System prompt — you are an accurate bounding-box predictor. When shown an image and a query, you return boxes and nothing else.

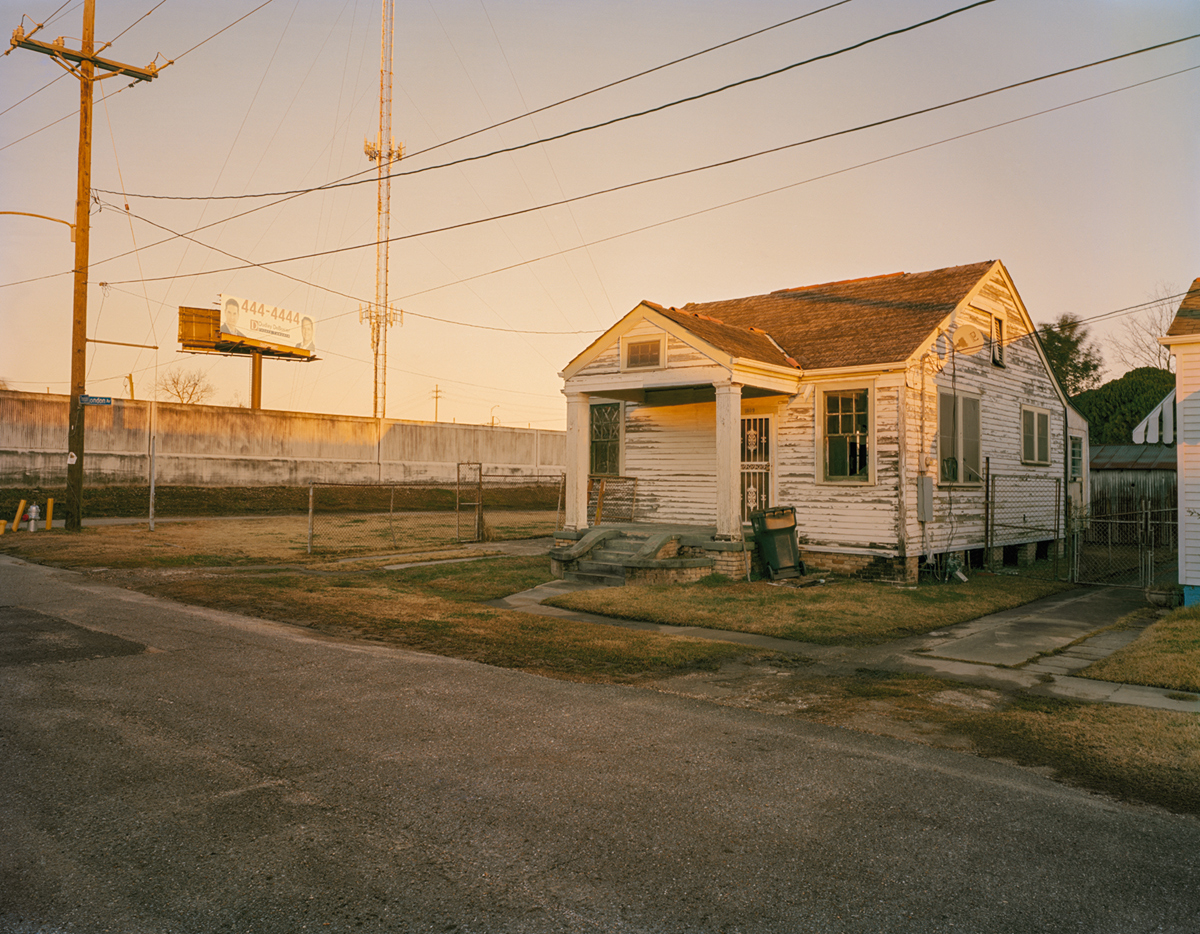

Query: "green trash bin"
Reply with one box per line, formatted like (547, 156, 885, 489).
(749, 506, 804, 580)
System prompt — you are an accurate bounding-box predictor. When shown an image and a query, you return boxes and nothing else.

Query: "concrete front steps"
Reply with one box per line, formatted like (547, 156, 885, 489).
(550, 525, 753, 586)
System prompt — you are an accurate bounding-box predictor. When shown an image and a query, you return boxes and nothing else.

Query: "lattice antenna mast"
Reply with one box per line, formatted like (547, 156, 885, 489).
(360, 0, 403, 419)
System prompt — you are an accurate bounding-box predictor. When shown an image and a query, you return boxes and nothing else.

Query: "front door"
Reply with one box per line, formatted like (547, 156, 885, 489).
(741, 417, 771, 522)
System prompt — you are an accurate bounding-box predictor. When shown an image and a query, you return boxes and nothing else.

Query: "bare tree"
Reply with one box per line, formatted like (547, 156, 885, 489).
(1112, 284, 1177, 372)
(157, 367, 215, 404)
(0, 378, 9, 390)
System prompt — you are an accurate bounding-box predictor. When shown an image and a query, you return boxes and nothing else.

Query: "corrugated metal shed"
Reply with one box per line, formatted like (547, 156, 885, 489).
(1090, 444, 1177, 471)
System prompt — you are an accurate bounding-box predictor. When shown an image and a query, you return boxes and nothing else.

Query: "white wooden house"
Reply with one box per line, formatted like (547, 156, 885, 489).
(1159, 276, 1200, 605)
(555, 260, 1088, 584)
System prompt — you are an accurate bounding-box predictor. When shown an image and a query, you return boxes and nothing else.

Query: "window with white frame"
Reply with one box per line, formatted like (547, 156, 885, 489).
(1022, 406, 1051, 465)
(1070, 435, 1084, 480)
(822, 388, 870, 482)
(938, 391, 982, 483)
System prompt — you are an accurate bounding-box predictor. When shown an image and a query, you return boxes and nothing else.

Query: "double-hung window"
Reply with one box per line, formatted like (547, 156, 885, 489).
(938, 391, 982, 484)
(823, 388, 870, 482)
(1022, 407, 1051, 465)
(1069, 435, 1084, 480)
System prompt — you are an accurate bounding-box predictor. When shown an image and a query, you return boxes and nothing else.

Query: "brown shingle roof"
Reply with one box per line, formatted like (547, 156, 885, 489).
(1165, 277, 1200, 337)
(654, 261, 996, 370)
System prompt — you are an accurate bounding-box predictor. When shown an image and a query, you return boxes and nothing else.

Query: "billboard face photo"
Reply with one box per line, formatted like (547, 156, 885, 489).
(219, 294, 316, 354)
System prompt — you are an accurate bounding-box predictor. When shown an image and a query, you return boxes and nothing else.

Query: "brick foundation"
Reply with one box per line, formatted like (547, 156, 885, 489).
(800, 550, 918, 584)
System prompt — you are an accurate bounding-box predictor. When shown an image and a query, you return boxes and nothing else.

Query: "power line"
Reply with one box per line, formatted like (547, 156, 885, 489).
(100, 0, 994, 204)
(0, 1, 277, 153)
(87, 35, 1200, 291)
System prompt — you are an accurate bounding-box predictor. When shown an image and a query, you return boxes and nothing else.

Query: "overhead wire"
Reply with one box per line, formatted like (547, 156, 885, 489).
(97, 0, 994, 203)
(0, 0, 277, 152)
(8, 53, 1198, 345)
(81, 38, 1200, 296)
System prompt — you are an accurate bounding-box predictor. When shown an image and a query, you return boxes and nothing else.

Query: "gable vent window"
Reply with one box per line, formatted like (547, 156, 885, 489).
(625, 339, 661, 368)
(991, 317, 1005, 366)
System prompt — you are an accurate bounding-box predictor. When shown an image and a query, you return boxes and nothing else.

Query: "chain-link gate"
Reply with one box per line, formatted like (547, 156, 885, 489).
(457, 463, 483, 542)
(1072, 504, 1177, 589)
(986, 474, 1064, 580)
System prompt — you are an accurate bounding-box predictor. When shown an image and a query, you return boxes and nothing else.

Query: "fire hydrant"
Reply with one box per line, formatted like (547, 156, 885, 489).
(26, 503, 40, 532)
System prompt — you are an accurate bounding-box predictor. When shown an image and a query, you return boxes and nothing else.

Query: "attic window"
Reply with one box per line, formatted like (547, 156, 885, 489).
(625, 339, 661, 369)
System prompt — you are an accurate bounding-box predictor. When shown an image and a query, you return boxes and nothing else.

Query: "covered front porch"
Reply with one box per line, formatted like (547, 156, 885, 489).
(561, 375, 798, 541)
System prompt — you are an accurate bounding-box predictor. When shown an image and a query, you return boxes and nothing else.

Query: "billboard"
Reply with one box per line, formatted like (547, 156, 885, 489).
(219, 294, 316, 354)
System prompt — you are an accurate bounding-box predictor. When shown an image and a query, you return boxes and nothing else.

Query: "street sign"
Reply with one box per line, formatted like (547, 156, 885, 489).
(79, 395, 112, 406)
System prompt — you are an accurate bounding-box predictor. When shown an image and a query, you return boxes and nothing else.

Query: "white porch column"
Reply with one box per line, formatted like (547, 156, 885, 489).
(715, 381, 743, 540)
(564, 391, 591, 531)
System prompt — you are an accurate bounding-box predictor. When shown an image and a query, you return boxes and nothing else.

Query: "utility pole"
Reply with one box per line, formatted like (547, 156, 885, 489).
(359, 0, 403, 420)
(9, 2, 158, 530)
(432, 384, 441, 422)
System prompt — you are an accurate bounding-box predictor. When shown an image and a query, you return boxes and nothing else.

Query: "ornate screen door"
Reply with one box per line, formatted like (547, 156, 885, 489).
(740, 417, 771, 523)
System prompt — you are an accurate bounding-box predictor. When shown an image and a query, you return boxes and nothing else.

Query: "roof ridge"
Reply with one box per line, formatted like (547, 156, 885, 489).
(773, 271, 906, 294)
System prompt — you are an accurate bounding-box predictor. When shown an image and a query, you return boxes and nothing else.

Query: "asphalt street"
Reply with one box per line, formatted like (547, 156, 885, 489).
(1, 554, 1198, 933)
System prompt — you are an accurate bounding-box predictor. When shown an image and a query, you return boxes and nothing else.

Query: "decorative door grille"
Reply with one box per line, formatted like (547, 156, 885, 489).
(741, 417, 771, 522)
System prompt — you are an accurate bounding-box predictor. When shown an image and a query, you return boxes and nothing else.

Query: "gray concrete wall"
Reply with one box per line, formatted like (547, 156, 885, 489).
(0, 391, 565, 486)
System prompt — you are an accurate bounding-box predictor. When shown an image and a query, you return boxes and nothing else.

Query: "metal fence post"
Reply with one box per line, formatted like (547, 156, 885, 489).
(307, 484, 314, 554)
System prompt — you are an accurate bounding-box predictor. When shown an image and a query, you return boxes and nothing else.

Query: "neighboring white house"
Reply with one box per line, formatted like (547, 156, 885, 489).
(1159, 276, 1200, 605)
(557, 260, 1087, 584)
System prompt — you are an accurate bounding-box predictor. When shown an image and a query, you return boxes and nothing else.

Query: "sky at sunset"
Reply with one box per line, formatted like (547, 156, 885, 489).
(1, 0, 1197, 429)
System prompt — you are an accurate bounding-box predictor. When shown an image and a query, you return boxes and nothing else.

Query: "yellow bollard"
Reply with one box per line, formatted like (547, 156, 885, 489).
(45, 498, 55, 530)
(12, 499, 26, 533)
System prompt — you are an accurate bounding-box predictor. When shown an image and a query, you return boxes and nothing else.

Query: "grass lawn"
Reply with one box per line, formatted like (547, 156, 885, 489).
(956, 695, 1200, 814)
(543, 572, 1075, 645)
(127, 555, 750, 681)
(1081, 606, 1200, 694)
(5, 523, 1198, 814)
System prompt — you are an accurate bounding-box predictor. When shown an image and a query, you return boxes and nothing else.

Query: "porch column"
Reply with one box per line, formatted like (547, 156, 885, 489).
(564, 391, 590, 531)
(715, 380, 743, 540)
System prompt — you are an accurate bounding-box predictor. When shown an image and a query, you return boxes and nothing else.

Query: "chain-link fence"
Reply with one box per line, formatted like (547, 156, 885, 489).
(306, 466, 564, 554)
(987, 474, 1065, 580)
(587, 476, 637, 524)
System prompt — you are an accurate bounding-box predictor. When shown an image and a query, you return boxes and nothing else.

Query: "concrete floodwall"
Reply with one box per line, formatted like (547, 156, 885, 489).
(0, 391, 565, 486)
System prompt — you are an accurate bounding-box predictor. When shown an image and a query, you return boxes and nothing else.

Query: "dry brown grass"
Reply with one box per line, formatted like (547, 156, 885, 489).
(1082, 606, 1200, 694)
(0, 519, 505, 569)
(958, 695, 1200, 813)
(545, 573, 1074, 645)
(130, 557, 749, 681)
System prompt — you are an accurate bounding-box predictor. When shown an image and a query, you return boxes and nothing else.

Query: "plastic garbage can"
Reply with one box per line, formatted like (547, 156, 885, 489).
(749, 506, 804, 580)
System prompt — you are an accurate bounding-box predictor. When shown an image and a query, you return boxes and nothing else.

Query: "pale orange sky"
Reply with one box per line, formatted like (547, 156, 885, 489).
(1, 0, 1197, 428)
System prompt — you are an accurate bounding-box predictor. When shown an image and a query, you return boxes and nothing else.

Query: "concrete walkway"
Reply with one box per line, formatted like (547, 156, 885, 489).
(495, 576, 1199, 713)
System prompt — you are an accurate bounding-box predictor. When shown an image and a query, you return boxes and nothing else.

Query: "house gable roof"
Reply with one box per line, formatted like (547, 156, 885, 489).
(1165, 277, 1200, 338)
(655, 261, 997, 370)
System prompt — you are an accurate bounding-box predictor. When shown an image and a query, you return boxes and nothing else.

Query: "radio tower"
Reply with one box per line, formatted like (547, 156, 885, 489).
(360, 0, 403, 419)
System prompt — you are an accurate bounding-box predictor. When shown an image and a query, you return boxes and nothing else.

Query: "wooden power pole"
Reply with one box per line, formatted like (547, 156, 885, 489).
(10, 1, 158, 529)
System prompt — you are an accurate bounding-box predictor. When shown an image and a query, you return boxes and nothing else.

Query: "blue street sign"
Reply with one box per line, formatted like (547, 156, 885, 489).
(79, 395, 112, 406)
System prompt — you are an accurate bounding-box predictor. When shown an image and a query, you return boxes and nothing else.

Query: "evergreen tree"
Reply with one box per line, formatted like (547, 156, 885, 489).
(1038, 314, 1103, 396)
(1071, 367, 1176, 444)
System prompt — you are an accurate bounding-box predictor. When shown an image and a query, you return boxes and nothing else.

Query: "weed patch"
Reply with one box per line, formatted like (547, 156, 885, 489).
(957, 696, 1200, 814)
(545, 575, 1073, 645)
(1082, 606, 1200, 693)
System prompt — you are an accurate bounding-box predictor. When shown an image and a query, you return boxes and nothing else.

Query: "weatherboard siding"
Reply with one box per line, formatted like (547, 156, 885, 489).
(1175, 343, 1200, 586)
(623, 402, 718, 524)
(775, 380, 903, 554)
(901, 268, 1066, 555)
